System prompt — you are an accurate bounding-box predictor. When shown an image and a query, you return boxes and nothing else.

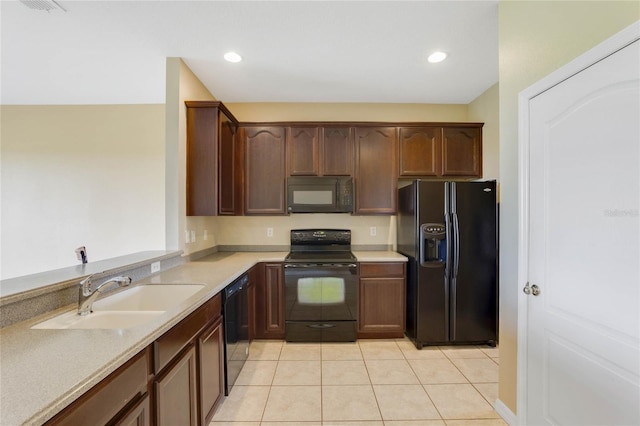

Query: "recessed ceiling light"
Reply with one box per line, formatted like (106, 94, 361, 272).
(427, 51, 447, 63)
(224, 52, 242, 63)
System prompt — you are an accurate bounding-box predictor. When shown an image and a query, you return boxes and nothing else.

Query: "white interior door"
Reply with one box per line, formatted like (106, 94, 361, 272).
(525, 38, 639, 425)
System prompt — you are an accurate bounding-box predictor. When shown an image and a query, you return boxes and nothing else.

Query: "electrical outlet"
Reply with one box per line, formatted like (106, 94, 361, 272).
(267, 227, 274, 237)
(151, 261, 161, 273)
(191, 230, 196, 242)
(370, 226, 377, 237)
(204, 230, 208, 241)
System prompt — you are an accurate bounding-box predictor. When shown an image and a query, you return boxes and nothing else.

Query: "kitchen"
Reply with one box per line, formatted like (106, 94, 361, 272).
(1, 1, 638, 425)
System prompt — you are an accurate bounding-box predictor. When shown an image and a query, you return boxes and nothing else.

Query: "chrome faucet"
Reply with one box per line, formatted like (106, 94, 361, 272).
(78, 275, 132, 316)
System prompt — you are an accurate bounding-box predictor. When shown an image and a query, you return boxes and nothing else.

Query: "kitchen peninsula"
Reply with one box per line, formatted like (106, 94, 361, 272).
(0, 249, 405, 425)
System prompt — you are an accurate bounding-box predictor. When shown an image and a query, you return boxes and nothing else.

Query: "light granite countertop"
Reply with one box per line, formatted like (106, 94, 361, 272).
(0, 250, 405, 426)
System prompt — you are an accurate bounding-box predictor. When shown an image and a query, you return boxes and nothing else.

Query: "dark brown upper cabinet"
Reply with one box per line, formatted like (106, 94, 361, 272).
(441, 126, 482, 177)
(398, 127, 441, 177)
(218, 110, 244, 216)
(398, 124, 483, 178)
(287, 126, 353, 176)
(354, 127, 398, 215)
(321, 127, 353, 176)
(185, 101, 239, 216)
(287, 127, 320, 176)
(242, 126, 287, 215)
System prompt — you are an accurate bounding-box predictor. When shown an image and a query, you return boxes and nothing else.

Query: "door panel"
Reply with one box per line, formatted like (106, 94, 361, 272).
(451, 182, 497, 343)
(527, 39, 639, 425)
(416, 182, 448, 344)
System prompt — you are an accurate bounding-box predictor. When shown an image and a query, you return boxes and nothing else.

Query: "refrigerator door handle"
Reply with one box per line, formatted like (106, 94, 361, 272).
(419, 225, 426, 266)
(444, 215, 452, 279)
(452, 212, 460, 279)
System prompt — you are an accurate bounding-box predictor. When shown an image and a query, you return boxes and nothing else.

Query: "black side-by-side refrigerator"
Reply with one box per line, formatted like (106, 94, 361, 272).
(397, 180, 498, 349)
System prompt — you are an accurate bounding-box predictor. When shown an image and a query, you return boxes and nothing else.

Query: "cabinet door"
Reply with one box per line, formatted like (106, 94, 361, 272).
(244, 127, 287, 215)
(45, 349, 150, 426)
(255, 263, 285, 339)
(321, 127, 353, 176)
(155, 345, 198, 426)
(398, 127, 441, 177)
(358, 277, 406, 337)
(441, 126, 482, 177)
(218, 111, 242, 215)
(247, 264, 260, 341)
(354, 127, 398, 214)
(198, 317, 224, 425)
(288, 127, 320, 176)
(186, 106, 218, 216)
(114, 394, 151, 426)
(358, 263, 406, 338)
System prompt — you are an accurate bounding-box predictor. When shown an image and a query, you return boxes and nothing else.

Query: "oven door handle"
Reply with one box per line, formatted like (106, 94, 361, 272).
(284, 263, 357, 268)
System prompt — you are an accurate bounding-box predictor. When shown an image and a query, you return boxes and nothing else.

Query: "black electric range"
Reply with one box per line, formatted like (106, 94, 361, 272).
(283, 229, 358, 342)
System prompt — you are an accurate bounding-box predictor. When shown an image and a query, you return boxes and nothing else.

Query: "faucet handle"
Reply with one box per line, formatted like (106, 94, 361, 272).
(79, 274, 94, 295)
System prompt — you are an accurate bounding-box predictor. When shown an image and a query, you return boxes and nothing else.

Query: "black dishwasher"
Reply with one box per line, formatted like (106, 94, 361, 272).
(222, 274, 249, 395)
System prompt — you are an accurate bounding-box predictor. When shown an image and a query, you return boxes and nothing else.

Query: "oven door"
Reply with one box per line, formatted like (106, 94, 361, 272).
(284, 263, 358, 342)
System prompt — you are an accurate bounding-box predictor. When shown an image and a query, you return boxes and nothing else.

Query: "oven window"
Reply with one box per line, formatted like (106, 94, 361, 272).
(297, 277, 345, 304)
(293, 190, 333, 205)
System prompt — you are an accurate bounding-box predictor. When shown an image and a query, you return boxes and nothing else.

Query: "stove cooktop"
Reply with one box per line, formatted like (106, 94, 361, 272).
(286, 229, 356, 264)
(284, 251, 357, 264)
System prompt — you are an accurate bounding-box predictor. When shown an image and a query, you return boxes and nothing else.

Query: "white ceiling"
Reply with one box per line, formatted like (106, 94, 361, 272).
(1, 0, 499, 105)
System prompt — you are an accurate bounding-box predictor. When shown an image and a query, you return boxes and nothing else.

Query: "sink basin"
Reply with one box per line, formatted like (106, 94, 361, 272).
(32, 310, 165, 330)
(31, 284, 205, 330)
(92, 284, 205, 311)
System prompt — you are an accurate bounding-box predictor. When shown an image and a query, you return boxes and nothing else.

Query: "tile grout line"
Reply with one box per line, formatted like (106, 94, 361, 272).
(438, 348, 501, 419)
(320, 342, 324, 424)
(360, 340, 385, 423)
(402, 341, 447, 422)
(261, 340, 282, 424)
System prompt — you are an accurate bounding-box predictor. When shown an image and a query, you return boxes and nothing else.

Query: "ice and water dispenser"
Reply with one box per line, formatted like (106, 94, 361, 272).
(420, 223, 448, 267)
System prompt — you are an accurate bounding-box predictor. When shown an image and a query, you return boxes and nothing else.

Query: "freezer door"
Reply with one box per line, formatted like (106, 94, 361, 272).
(414, 181, 449, 344)
(450, 181, 497, 343)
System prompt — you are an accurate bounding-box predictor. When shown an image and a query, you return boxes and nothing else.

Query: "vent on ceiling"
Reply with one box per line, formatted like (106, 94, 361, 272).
(19, 0, 67, 12)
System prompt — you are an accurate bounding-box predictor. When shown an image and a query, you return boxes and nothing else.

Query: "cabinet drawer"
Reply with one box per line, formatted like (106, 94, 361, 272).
(154, 294, 221, 374)
(46, 348, 150, 426)
(359, 262, 405, 278)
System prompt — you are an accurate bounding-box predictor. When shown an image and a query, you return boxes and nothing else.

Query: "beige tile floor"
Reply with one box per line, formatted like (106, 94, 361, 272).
(211, 338, 505, 426)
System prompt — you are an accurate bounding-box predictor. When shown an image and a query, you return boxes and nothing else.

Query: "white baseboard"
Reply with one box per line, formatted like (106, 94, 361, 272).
(494, 399, 518, 425)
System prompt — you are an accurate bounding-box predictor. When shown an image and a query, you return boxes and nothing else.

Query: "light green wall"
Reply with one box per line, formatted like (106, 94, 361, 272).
(166, 58, 219, 256)
(469, 83, 499, 182)
(1, 104, 166, 279)
(225, 102, 469, 122)
(498, 1, 639, 415)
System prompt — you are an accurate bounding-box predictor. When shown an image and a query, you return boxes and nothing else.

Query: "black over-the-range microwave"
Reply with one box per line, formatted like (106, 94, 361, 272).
(287, 176, 353, 213)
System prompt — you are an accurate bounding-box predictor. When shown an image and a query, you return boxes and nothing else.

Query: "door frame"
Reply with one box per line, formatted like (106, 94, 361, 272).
(516, 21, 640, 425)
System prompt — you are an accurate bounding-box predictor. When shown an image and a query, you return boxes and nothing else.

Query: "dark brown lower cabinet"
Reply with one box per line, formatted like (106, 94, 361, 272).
(254, 263, 285, 339)
(197, 316, 224, 425)
(153, 294, 223, 426)
(247, 264, 260, 341)
(45, 348, 151, 426)
(358, 262, 406, 338)
(155, 345, 198, 426)
(115, 394, 151, 426)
